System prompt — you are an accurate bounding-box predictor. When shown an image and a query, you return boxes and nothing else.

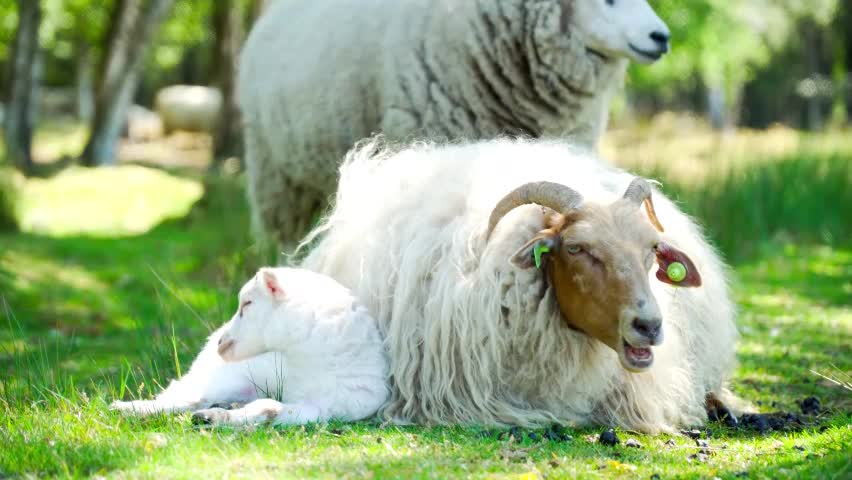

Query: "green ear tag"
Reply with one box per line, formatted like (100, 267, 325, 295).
(666, 261, 687, 282)
(533, 244, 550, 269)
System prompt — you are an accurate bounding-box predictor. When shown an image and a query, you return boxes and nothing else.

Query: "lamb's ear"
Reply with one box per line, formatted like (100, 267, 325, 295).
(654, 242, 702, 287)
(510, 230, 560, 270)
(258, 268, 287, 300)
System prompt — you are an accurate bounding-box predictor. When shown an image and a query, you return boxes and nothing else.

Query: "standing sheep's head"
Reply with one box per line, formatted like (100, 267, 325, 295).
(487, 178, 700, 372)
(217, 268, 291, 362)
(565, 0, 670, 63)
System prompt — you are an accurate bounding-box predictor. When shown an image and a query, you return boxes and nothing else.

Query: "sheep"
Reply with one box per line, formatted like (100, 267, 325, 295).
(299, 138, 740, 433)
(239, 0, 671, 246)
(123, 105, 164, 143)
(111, 267, 389, 426)
(154, 85, 221, 134)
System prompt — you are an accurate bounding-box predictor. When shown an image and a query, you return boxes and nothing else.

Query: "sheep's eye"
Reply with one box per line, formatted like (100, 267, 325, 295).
(565, 244, 583, 254)
(605, 0, 615, 6)
(239, 300, 252, 316)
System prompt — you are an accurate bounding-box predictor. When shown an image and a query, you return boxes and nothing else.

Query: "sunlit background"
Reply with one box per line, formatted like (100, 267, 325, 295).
(0, 0, 849, 477)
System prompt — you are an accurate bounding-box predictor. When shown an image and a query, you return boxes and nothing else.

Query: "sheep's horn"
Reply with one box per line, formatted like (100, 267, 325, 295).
(486, 181, 583, 239)
(623, 177, 665, 232)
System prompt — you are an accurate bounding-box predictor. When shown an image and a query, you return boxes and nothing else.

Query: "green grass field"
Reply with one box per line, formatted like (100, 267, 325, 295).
(0, 126, 850, 478)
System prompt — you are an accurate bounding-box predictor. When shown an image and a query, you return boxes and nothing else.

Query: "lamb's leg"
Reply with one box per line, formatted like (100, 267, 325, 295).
(111, 325, 258, 417)
(191, 398, 322, 427)
(110, 398, 205, 416)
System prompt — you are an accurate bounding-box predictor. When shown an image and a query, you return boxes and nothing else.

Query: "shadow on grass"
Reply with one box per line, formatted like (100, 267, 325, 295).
(0, 175, 274, 398)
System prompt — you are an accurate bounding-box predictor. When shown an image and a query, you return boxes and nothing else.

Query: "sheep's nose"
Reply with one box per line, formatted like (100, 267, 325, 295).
(632, 317, 662, 343)
(649, 31, 670, 49)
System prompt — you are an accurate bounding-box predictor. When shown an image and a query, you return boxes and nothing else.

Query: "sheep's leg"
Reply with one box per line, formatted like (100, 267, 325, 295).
(705, 392, 738, 426)
(191, 398, 322, 427)
(244, 127, 327, 253)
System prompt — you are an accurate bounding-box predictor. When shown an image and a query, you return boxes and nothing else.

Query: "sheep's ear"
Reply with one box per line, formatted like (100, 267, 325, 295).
(510, 230, 560, 270)
(259, 268, 287, 300)
(654, 242, 702, 287)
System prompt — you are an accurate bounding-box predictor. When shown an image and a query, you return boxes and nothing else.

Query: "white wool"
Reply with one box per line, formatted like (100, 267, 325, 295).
(238, 0, 669, 245)
(111, 268, 389, 426)
(300, 138, 738, 432)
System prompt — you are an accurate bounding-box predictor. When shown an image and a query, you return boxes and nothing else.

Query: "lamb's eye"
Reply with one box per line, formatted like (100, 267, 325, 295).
(565, 245, 582, 254)
(605, 0, 615, 6)
(239, 300, 252, 316)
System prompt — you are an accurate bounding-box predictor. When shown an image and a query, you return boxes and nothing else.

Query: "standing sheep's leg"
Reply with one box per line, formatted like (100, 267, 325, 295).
(191, 398, 322, 426)
(244, 127, 327, 254)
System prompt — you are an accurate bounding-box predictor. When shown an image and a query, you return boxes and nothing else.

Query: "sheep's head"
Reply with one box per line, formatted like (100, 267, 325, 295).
(487, 178, 701, 372)
(217, 268, 290, 362)
(565, 0, 670, 64)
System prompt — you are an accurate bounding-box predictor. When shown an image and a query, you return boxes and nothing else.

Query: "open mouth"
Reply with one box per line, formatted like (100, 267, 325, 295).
(628, 44, 665, 61)
(620, 338, 654, 371)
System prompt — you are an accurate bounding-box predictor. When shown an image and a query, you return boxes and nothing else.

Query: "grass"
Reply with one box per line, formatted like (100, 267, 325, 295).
(0, 124, 850, 478)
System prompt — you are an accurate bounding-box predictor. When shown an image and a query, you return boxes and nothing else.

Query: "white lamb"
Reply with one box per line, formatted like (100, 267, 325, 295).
(111, 267, 389, 426)
(300, 138, 740, 433)
(239, 0, 671, 245)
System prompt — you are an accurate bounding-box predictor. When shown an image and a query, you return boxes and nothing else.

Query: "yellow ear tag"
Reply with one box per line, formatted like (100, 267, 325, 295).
(533, 244, 550, 269)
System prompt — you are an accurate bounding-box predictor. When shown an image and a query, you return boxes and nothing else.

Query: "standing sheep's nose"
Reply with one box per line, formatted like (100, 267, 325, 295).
(632, 317, 662, 343)
(649, 31, 670, 50)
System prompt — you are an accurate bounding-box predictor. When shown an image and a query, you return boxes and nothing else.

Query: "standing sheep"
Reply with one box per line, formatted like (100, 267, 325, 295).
(239, 0, 671, 246)
(300, 139, 740, 433)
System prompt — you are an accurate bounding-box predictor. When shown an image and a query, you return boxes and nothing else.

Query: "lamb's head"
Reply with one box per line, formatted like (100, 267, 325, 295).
(217, 268, 292, 362)
(567, 0, 670, 64)
(487, 178, 701, 372)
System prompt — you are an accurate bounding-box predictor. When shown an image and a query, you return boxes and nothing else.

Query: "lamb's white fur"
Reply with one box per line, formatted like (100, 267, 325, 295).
(239, 0, 670, 245)
(111, 268, 389, 426)
(300, 139, 738, 433)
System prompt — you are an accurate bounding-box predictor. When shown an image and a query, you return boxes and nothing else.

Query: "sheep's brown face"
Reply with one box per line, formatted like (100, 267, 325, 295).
(509, 199, 700, 373)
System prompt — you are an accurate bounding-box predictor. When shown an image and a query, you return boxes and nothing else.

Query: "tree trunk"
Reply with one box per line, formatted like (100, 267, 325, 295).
(81, 0, 175, 166)
(251, 0, 269, 22)
(211, 0, 244, 171)
(706, 84, 726, 131)
(804, 23, 823, 131)
(3, 0, 42, 174)
(75, 42, 95, 122)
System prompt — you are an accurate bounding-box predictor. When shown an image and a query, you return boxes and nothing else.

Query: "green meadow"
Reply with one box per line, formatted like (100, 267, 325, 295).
(0, 125, 850, 479)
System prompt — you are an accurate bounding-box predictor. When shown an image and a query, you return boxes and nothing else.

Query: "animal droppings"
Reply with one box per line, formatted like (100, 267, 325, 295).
(599, 429, 620, 446)
(799, 396, 821, 415)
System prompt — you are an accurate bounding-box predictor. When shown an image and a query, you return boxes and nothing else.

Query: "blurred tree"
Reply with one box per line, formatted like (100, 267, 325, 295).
(3, 0, 41, 174)
(211, 0, 244, 171)
(81, 0, 174, 166)
(628, 0, 840, 129)
(251, 0, 269, 21)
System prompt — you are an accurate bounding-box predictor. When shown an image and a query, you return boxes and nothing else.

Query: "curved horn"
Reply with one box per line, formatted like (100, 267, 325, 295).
(623, 177, 665, 232)
(486, 181, 583, 239)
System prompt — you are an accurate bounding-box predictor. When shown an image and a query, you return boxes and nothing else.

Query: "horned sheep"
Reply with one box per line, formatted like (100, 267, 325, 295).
(239, 0, 671, 246)
(300, 138, 740, 433)
(111, 267, 389, 426)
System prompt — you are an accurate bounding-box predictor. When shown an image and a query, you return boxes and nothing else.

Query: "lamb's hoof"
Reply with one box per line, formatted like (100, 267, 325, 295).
(706, 393, 738, 427)
(192, 408, 230, 426)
